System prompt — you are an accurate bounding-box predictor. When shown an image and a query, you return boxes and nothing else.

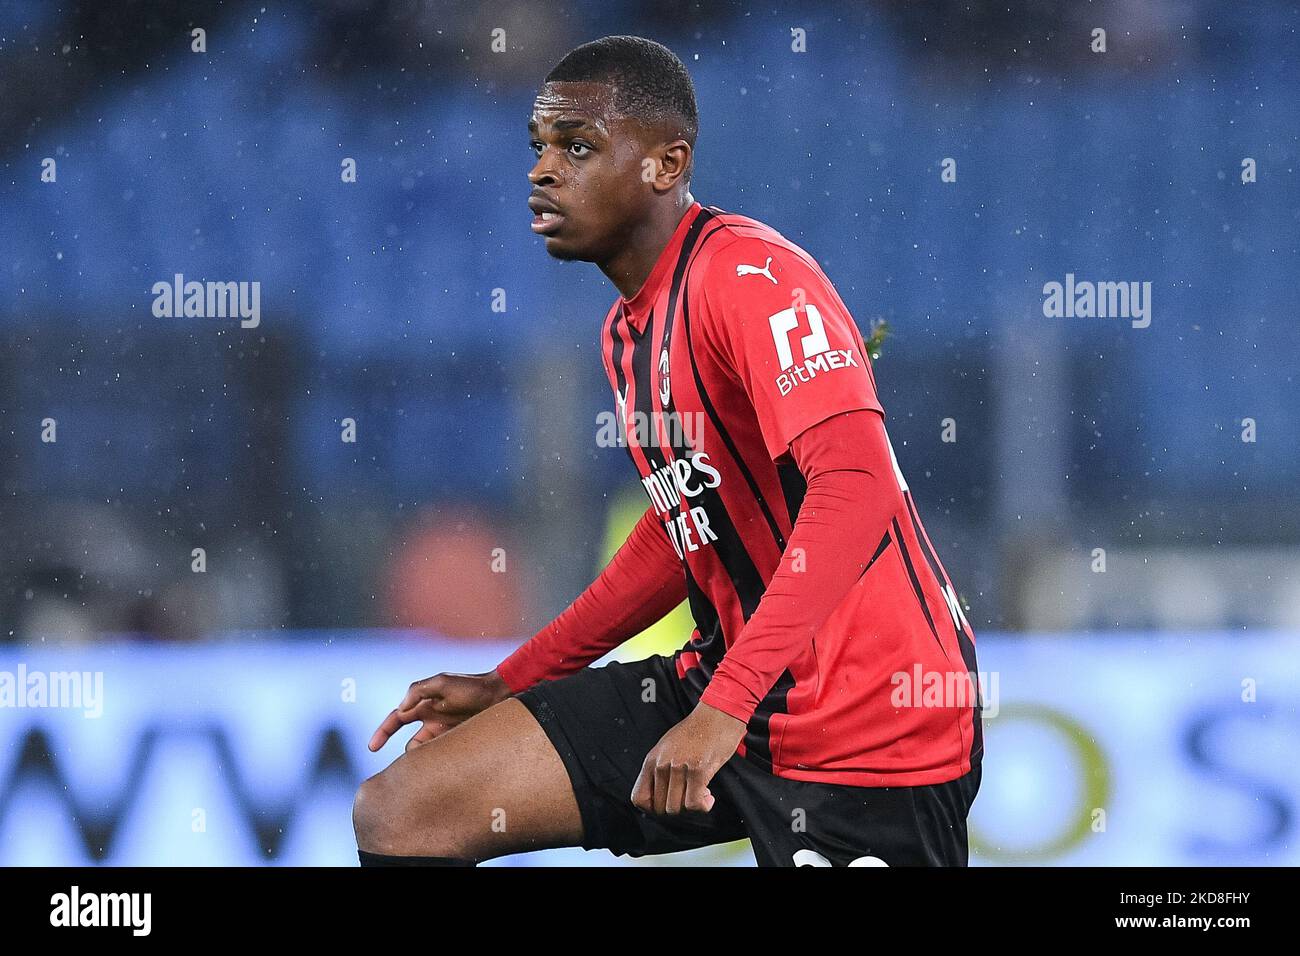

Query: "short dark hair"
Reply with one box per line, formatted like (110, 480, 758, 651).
(545, 35, 698, 151)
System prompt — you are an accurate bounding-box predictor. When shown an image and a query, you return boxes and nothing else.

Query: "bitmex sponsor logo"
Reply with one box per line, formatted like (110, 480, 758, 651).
(890, 665, 998, 717)
(1042, 273, 1152, 329)
(767, 303, 858, 396)
(0, 665, 103, 718)
(50, 886, 151, 936)
(151, 273, 261, 328)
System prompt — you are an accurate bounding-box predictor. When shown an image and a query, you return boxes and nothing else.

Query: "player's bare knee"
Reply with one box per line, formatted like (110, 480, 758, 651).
(352, 773, 396, 852)
(353, 771, 422, 853)
(353, 764, 471, 857)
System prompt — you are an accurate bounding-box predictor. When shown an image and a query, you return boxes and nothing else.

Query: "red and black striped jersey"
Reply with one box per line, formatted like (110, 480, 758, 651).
(601, 200, 982, 787)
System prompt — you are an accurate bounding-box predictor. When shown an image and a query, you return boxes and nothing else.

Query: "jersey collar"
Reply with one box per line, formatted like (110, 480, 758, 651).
(620, 200, 704, 333)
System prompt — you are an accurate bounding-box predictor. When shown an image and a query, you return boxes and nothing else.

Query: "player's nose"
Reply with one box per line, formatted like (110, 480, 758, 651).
(527, 154, 561, 188)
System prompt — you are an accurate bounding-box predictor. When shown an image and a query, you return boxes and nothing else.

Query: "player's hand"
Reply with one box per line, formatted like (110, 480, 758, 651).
(631, 702, 746, 816)
(368, 669, 513, 754)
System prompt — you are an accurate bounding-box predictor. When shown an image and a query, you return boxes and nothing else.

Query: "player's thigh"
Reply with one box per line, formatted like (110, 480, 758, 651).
(353, 697, 583, 858)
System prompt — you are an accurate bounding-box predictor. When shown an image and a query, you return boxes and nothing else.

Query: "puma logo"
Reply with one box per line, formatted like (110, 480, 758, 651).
(736, 256, 777, 284)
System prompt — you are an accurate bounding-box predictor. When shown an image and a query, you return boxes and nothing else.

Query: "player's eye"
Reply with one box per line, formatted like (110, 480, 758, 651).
(568, 141, 592, 158)
(528, 140, 543, 156)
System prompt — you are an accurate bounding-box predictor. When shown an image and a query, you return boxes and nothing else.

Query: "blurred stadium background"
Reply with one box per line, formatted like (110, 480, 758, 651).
(0, 0, 1297, 865)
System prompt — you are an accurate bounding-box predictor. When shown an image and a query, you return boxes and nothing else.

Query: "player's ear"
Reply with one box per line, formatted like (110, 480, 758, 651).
(651, 140, 692, 193)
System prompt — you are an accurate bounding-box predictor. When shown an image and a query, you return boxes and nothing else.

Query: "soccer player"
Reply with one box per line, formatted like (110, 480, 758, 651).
(354, 35, 982, 867)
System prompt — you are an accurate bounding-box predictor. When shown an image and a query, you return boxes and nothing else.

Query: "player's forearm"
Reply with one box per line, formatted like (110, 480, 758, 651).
(698, 410, 901, 724)
(496, 506, 686, 693)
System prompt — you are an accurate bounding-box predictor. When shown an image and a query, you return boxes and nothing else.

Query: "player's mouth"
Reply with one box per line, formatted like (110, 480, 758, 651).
(528, 196, 565, 235)
(531, 211, 565, 235)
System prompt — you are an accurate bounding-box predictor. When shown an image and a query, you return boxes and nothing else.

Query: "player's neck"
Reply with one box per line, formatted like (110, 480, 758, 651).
(601, 192, 696, 301)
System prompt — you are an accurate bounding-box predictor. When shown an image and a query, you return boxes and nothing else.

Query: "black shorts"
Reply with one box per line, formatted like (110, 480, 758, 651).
(515, 654, 981, 867)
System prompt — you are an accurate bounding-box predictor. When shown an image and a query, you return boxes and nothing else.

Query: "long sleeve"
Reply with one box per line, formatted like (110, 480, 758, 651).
(496, 505, 687, 693)
(697, 408, 903, 724)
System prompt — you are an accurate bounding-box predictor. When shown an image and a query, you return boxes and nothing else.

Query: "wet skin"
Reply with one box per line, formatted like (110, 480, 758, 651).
(527, 80, 696, 300)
